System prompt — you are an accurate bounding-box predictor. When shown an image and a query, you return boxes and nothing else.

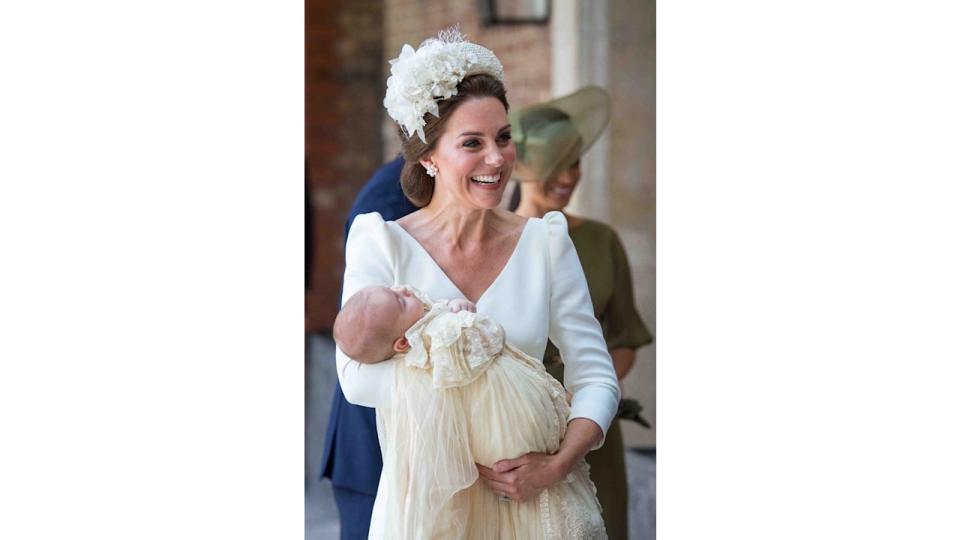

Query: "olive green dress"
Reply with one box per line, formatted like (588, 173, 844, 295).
(543, 218, 652, 540)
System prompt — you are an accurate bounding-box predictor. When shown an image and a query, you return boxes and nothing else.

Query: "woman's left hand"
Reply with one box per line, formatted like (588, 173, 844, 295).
(476, 452, 562, 502)
(477, 418, 603, 502)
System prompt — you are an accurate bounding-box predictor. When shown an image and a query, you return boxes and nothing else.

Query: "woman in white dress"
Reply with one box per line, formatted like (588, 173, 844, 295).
(336, 29, 620, 539)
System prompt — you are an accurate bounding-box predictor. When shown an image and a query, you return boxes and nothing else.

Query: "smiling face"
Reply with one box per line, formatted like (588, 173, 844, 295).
(523, 160, 582, 212)
(420, 97, 516, 210)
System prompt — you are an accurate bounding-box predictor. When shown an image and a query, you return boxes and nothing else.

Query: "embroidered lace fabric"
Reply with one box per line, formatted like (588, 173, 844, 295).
(380, 292, 607, 539)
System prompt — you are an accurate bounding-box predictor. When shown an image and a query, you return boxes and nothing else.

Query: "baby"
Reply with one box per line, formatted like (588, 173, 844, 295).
(333, 284, 607, 539)
(332, 285, 475, 364)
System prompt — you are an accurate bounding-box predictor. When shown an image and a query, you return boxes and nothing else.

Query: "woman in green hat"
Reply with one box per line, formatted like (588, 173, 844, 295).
(509, 86, 654, 540)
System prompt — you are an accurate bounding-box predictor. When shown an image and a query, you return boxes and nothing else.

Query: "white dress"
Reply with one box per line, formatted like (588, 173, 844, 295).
(336, 211, 620, 539)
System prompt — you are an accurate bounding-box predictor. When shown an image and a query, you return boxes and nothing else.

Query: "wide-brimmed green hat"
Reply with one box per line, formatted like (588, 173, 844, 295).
(509, 86, 611, 182)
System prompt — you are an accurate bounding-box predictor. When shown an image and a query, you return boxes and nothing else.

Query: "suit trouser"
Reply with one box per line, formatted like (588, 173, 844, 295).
(333, 485, 376, 540)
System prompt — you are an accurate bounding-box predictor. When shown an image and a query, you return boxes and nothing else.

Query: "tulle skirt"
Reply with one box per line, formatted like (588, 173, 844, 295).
(380, 344, 607, 539)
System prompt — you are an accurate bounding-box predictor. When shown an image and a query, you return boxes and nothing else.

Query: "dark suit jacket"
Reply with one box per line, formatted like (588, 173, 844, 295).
(320, 155, 418, 494)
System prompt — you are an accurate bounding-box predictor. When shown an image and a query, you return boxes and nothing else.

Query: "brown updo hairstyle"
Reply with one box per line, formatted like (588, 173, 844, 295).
(398, 74, 509, 207)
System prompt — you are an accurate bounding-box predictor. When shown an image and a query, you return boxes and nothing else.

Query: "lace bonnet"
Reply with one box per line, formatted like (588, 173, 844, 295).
(383, 27, 505, 143)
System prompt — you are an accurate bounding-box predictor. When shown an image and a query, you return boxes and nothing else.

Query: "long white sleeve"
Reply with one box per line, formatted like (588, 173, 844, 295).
(544, 212, 621, 444)
(335, 212, 397, 409)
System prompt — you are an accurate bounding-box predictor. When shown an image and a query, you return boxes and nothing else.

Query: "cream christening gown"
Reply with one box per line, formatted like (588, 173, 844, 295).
(335, 211, 621, 540)
(380, 290, 607, 539)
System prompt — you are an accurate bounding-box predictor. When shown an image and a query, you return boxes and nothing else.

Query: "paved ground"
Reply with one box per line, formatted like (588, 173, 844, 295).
(306, 334, 655, 539)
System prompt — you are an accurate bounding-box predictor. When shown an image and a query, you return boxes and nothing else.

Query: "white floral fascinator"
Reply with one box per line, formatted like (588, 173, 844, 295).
(384, 27, 505, 143)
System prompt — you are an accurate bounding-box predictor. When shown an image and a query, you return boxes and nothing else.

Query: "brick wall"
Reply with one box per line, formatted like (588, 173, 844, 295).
(305, 0, 384, 331)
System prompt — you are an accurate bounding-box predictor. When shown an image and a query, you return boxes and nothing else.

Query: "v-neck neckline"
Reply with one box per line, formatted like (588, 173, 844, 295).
(388, 218, 532, 305)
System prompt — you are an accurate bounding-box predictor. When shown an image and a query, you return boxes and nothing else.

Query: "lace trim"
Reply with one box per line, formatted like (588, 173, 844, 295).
(539, 488, 558, 540)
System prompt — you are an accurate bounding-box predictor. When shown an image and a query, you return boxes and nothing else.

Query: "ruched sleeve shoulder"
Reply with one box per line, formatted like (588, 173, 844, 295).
(335, 212, 398, 408)
(543, 211, 621, 444)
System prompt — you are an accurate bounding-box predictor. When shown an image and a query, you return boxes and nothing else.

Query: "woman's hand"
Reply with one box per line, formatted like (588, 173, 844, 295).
(476, 418, 604, 502)
(476, 452, 562, 502)
(447, 298, 476, 313)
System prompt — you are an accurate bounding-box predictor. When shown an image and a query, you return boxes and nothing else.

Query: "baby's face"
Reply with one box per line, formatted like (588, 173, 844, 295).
(370, 286, 425, 338)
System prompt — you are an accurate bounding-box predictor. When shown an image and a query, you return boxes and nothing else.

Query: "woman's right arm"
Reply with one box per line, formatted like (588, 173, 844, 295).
(335, 213, 397, 408)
